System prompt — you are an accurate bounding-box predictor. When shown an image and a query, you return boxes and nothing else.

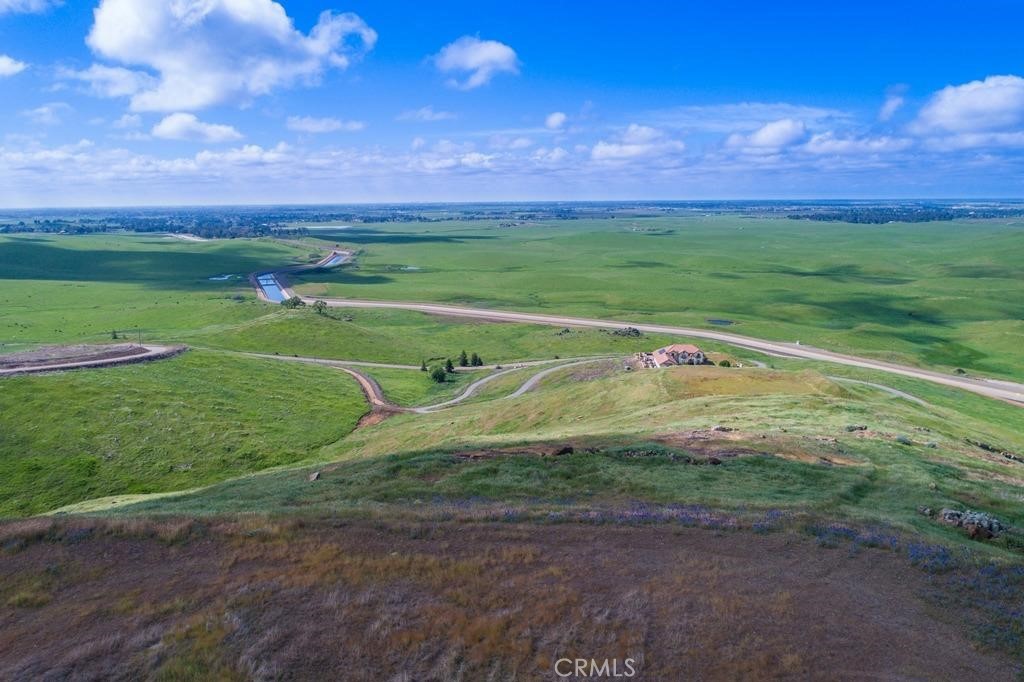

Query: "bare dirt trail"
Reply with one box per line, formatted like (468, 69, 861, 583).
(0, 345, 186, 377)
(242, 350, 615, 415)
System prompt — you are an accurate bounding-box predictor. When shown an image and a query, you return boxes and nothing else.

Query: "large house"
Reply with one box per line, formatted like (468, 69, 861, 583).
(649, 344, 706, 367)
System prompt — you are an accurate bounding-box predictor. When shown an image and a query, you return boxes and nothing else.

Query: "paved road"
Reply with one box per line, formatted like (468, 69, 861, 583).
(295, 297, 1024, 406)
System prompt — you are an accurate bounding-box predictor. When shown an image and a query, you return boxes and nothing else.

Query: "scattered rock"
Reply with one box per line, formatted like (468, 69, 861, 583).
(966, 438, 999, 453)
(308, 471, 321, 482)
(895, 435, 914, 446)
(845, 424, 868, 432)
(612, 327, 643, 338)
(928, 482, 937, 491)
(925, 441, 938, 449)
(707, 457, 722, 466)
(965, 524, 995, 540)
(917, 506, 934, 517)
(815, 436, 838, 445)
(939, 508, 1007, 539)
(712, 425, 733, 432)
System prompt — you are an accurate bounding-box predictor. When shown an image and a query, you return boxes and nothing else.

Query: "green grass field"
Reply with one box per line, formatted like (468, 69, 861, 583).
(0, 233, 311, 350)
(291, 217, 1024, 380)
(186, 307, 694, 365)
(101, 363, 1024, 554)
(2, 228, 1023, 562)
(0, 351, 367, 516)
(362, 365, 478, 407)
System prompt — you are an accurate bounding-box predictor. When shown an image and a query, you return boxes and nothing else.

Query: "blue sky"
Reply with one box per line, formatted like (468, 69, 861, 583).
(2, 0, 1024, 206)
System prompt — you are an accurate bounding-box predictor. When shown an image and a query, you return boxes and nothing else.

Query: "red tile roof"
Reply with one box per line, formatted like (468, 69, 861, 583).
(662, 344, 703, 355)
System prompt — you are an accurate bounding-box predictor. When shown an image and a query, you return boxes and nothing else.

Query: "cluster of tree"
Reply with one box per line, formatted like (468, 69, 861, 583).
(458, 350, 484, 367)
(420, 351, 485, 383)
(281, 296, 305, 309)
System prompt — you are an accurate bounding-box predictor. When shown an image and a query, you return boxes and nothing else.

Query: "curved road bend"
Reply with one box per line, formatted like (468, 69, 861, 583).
(241, 351, 615, 413)
(296, 297, 1024, 406)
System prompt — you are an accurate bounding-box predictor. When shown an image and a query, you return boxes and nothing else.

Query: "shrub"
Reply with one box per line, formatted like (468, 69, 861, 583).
(718, 360, 731, 367)
(430, 366, 447, 383)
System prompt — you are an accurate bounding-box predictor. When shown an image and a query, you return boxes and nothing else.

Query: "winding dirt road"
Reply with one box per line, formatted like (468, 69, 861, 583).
(294, 297, 1024, 406)
(252, 256, 1024, 406)
(242, 350, 613, 414)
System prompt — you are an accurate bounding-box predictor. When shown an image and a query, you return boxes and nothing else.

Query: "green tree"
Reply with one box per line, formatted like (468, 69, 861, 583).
(430, 366, 447, 383)
(282, 296, 306, 309)
(459, 350, 469, 367)
(445, 358, 455, 373)
(470, 352, 483, 366)
(312, 300, 327, 315)
(111, 330, 119, 340)
(718, 360, 732, 367)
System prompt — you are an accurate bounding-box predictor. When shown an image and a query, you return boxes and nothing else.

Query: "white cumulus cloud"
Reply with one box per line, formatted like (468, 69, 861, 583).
(803, 132, 912, 155)
(60, 64, 158, 98)
(726, 118, 808, 151)
(0, 54, 27, 77)
(112, 113, 142, 129)
(912, 75, 1024, 134)
(878, 95, 904, 122)
(434, 36, 518, 90)
(84, 0, 376, 112)
(0, 0, 59, 14)
(152, 113, 242, 142)
(545, 111, 567, 130)
(397, 105, 456, 122)
(286, 116, 364, 133)
(22, 102, 70, 125)
(591, 123, 684, 161)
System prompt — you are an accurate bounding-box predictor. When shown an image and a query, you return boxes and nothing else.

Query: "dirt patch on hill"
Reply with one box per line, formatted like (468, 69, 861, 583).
(0, 518, 1015, 680)
(653, 430, 863, 466)
(0, 344, 148, 369)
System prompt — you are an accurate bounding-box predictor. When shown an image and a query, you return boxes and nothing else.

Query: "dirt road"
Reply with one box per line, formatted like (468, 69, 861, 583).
(0, 345, 186, 377)
(243, 351, 614, 414)
(299, 297, 1024, 405)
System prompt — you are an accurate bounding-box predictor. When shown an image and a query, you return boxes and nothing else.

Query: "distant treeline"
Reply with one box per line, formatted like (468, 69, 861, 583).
(788, 206, 1024, 224)
(3, 202, 1023, 236)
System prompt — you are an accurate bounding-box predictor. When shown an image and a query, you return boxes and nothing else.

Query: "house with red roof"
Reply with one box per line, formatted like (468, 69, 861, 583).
(649, 344, 706, 367)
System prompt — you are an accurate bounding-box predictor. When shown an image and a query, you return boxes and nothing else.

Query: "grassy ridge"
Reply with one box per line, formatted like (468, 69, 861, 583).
(0, 351, 367, 516)
(107, 365, 1024, 553)
(292, 217, 1024, 379)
